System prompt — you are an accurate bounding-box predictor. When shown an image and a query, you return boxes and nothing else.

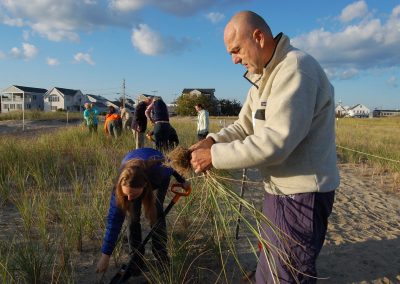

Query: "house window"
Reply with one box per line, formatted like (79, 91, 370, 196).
(17, 104, 22, 110)
(51, 106, 57, 111)
(32, 95, 36, 100)
(49, 95, 59, 102)
(4, 104, 9, 109)
(10, 104, 15, 109)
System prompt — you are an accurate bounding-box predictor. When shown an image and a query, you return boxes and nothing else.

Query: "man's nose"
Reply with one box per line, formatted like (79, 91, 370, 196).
(232, 54, 241, 64)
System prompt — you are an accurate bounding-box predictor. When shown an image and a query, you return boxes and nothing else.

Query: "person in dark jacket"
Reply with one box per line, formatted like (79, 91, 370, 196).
(145, 96, 171, 152)
(132, 95, 152, 149)
(96, 147, 190, 276)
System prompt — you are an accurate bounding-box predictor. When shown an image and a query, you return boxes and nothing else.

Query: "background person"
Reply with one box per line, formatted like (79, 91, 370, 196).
(132, 95, 152, 149)
(145, 96, 171, 152)
(120, 105, 133, 132)
(83, 102, 99, 134)
(96, 147, 190, 276)
(190, 10, 339, 284)
(195, 103, 209, 140)
(104, 105, 122, 138)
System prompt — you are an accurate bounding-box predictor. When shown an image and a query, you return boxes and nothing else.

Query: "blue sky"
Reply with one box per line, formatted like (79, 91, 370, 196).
(0, 0, 399, 109)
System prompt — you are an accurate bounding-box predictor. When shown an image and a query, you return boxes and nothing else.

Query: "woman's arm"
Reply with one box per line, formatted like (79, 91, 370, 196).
(101, 191, 126, 256)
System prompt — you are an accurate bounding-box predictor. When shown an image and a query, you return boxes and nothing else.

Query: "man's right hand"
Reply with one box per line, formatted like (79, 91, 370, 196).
(96, 253, 111, 273)
(189, 137, 215, 152)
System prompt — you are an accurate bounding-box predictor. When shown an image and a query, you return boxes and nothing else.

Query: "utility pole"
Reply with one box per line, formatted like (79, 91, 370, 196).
(122, 79, 126, 108)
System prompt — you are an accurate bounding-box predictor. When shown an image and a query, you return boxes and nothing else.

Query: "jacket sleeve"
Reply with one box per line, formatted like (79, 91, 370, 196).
(145, 101, 154, 123)
(211, 67, 318, 169)
(207, 91, 254, 143)
(171, 169, 185, 184)
(101, 190, 126, 255)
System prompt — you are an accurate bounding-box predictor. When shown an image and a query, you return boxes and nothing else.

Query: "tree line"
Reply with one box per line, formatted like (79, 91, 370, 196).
(175, 94, 242, 116)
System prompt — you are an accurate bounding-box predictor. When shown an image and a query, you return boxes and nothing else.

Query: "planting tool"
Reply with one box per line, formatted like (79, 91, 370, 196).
(109, 183, 191, 284)
(235, 168, 247, 239)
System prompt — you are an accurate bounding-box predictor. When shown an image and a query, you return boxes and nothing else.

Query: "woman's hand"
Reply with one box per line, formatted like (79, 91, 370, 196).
(96, 253, 111, 273)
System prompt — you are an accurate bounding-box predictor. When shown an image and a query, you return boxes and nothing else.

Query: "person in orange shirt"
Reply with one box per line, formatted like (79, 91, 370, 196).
(104, 105, 122, 138)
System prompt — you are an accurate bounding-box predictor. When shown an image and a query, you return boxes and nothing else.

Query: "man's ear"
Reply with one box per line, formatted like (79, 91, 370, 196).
(253, 29, 264, 47)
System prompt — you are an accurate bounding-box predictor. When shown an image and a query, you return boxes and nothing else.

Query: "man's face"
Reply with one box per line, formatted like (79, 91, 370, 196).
(224, 26, 264, 74)
(195, 106, 200, 112)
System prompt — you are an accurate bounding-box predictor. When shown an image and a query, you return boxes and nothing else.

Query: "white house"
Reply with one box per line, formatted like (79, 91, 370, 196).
(181, 88, 221, 114)
(1, 85, 47, 113)
(44, 87, 84, 112)
(182, 88, 217, 101)
(84, 94, 110, 113)
(335, 104, 347, 117)
(347, 104, 370, 117)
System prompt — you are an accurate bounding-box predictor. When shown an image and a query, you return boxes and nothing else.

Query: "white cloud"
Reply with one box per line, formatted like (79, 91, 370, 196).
(0, 0, 117, 42)
(22, 43, 38, 59)
(387, 76, 398, 87)
(74, 52, 95, 65)
(84, 0, 97, 4)
(9, 43, 38, 60)
(339, 0, 368, 23)
(46, 57, 60, 66)
(0, 0, 236, 44)
(109, 0, 146, 12)
(292, 4, 400, 80)
(10, 47, 21, 58)
(131, 24, 195, 55)
(206, 12, 225, 23)
(2, 15, 24, 26)
(131, 24, 164, 55)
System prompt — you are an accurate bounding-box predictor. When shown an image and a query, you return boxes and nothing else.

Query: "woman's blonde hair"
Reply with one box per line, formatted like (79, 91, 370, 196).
(115, 159, 161, 225)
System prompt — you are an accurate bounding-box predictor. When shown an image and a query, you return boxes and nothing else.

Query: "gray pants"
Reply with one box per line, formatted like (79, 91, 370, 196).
(133, 131, 145, 149)
(256, 190, 335, 284)
(108, 121, 121, 138)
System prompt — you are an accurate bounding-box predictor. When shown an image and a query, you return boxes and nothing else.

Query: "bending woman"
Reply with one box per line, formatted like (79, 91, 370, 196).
(96, 147, 190, 276)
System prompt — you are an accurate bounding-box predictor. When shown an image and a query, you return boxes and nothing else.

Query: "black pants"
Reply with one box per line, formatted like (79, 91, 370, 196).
(197, 131, 208, 141)
(127, 184, 170, 271)
(154, 122, 171, 152)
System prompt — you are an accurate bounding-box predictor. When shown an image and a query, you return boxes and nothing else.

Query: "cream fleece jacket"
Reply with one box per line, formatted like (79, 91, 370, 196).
(197, 109, 209, 134)
(208, 33, 340, 195)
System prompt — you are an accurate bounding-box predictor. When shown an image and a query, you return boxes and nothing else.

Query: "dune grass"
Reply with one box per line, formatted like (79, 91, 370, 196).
(336, 116, 400, 189)
(0, 115, 398, 283)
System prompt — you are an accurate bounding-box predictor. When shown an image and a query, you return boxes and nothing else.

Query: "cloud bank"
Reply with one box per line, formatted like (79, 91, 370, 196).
(292, 1, 400, 80)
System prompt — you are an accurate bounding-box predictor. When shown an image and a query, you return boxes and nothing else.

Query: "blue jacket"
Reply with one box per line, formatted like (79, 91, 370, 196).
(83, 107, 99, 126)
(101, 148, 185, 255)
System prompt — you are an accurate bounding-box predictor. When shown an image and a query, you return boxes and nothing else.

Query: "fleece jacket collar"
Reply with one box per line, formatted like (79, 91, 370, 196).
(243, 32, 288, 89)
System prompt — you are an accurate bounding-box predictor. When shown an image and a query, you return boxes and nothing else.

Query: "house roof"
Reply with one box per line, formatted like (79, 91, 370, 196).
(53, 87, 79, 96)
(14, 85, 47, 93)
(182, 88, 215, 94)
(87, 94, 107, 101)
(92, 101, 108, 108)
(373, 109, 400, 112)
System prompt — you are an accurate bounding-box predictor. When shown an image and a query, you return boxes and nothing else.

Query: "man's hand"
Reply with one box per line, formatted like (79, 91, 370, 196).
(189, 137, 215, 173)
(191, 148, 212, 173)
(189, 137, 214, 152)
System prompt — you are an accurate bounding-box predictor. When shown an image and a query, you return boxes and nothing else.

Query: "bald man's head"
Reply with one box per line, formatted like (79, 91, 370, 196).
(224, 11, 275, 74)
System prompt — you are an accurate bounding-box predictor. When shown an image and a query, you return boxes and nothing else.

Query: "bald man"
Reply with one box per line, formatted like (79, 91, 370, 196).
(190, 11, 339, 283)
